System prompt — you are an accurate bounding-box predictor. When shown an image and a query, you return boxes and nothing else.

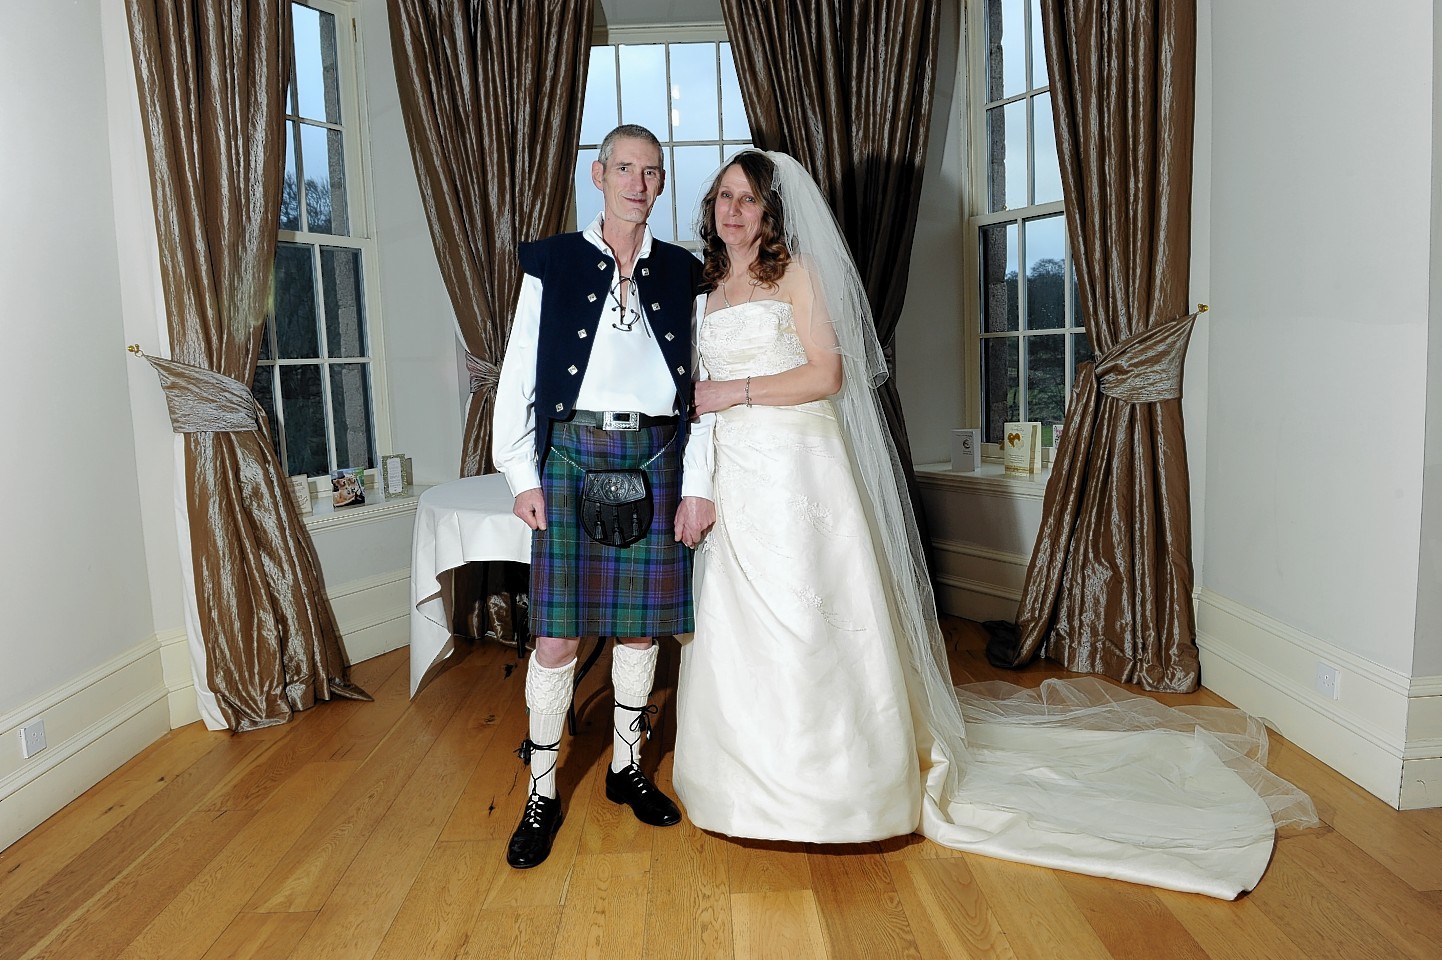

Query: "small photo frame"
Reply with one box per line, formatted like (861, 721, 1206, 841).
(380, 453, 408, 496)
(331, 468, 366, 507)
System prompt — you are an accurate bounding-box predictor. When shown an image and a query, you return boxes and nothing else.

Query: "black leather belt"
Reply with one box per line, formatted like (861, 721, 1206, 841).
(567, 409, 678, 431)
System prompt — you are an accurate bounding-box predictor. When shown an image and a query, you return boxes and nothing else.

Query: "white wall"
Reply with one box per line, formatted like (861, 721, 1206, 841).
(896, 0, 966, 466)
(0, 1, 158, 712)
(1415, 0, 1442, 678)
(1203, 0, 1432, 676)
(1184, 0, 1213, 579)
(1, 0, 170, 848)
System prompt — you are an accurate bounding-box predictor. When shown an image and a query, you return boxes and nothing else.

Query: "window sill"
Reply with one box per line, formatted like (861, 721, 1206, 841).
(301, 485, 432, 531)
(915, 461, 1053, 501)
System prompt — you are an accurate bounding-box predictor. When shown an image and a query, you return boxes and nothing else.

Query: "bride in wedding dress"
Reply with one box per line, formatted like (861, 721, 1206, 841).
(670, 150, 1315, 899)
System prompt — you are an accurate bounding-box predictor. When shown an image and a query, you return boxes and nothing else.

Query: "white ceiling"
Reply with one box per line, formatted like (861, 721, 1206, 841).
(595, 0, 725, 28)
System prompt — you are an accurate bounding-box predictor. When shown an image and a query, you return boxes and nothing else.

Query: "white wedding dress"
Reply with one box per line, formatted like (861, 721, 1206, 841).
(673, 299, 1311, 898)
(674, 299, 922, 842)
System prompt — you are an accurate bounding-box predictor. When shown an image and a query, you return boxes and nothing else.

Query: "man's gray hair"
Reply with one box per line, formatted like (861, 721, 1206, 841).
(597, 124, 663, 166)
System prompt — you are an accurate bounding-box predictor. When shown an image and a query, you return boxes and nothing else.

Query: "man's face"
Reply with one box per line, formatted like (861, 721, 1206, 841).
(592, 137, 665, 226)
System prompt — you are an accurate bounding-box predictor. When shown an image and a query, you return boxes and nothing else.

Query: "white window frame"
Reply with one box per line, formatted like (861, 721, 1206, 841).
(262, 0, 391, 484)
(577, 22, 751, 249)
(960, 0, 1082, 456)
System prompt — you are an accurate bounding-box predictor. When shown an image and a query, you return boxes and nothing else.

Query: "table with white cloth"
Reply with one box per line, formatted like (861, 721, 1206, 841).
(409, 474, 532, 696)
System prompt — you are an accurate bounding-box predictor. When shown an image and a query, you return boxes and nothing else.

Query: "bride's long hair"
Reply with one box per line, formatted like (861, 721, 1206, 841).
(696, 151, 792, 291)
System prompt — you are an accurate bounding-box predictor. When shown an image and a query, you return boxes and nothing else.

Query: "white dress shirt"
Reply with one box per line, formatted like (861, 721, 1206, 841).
(492, 214, 714, 499)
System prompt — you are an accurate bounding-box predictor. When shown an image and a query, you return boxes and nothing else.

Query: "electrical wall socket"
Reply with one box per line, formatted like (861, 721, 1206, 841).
(19, 718, 47, 758)
(1314, 662, 1341, 700)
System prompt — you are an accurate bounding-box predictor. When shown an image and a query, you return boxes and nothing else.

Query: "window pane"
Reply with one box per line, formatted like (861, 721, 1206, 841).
(258, 315, 274, 361)
(322, 247, 366, 357)
(580, 46, 618, 145)
(1033, 93, 1061, 204)
(293, 4, 341, 124)
(719, 43, 750, 140)
(1073, 331, 1093, 374)
(980, 222, 1018, 332)
(574, 148, 601, 229)
(985, 0, 1026, 101)
(672, 144, 721, 242)
(1025, 215, 1065, 330)
(619, 45, 668, 138)
(647, 149, 676, 242)
(669, 43, 719, 142)
(982, 337, 1020, 444)
(986, 100, 1027, 212)
(300, 123, 349, 234)
(274, 242, 320, 358)
(1026, 334, 1066, 427)
(1030, 0, 1048, 89)
(1071, 259, 1085, 330)
(280, 364, 329, 476)
(251, 366, 281, 463)
(330, 364, 375, 470)
(280, 121, 300, 231)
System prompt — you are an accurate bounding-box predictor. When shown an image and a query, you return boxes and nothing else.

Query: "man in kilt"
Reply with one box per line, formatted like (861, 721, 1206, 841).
(492, 125, 716, 869)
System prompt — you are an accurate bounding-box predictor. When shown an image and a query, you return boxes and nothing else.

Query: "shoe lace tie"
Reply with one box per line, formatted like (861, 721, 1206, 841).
(515, 737, 561, 798)
(614, 702, 658, 767)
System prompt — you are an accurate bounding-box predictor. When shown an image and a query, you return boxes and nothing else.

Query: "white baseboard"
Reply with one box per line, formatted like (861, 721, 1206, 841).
(931, 539, 1027, 623)
(157, 627, 199, 728)
(158, 568, 411, 728)
(0, 640, 170, 851)
(328, 569, 411, 664)
(1193, 588, 1442, 808)
(1401, 674, 1442, 809)
(1, 568, 415, 853)
(922, 550, 1442, 810)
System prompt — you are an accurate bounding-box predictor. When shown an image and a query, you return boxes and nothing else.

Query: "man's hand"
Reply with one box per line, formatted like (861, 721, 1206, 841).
(513, 488, 547, 530)
(674, 496, 716, 549)
(692, 379, 742, 416)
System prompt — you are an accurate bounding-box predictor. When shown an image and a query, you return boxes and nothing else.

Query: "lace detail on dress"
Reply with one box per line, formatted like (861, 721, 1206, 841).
(700, 300, 808, 380)
(793, 583, 862, 631)
(788, 493, 844, 537)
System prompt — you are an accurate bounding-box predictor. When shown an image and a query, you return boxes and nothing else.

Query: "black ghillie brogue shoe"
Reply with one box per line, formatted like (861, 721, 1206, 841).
(506, 793, 564, 869)
(605, 763, 681, 826)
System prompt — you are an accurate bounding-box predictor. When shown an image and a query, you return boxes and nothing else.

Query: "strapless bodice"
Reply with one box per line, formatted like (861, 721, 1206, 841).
(698, 299, 807, 380)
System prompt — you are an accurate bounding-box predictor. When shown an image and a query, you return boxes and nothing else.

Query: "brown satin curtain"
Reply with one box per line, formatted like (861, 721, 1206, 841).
(719, 0, 941, 493)
(387, 0, 591, 650)
(127, 0, 368, 730)
(992, 0, 1200, 692)
(387, 0, 593, 478)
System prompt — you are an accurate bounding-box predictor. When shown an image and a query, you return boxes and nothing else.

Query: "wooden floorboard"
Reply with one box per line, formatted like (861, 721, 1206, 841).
(3, 618, 1439, 960)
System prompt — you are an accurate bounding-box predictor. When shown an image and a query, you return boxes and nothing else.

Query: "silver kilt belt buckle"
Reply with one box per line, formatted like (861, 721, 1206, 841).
(602, 411, 640, 430)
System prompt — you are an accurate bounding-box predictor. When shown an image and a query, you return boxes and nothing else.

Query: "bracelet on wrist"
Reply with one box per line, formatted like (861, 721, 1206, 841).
(744, 376, 752, 408)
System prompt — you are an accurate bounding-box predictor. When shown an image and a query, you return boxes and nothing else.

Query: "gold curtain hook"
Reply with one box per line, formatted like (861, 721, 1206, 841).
(127, 344, 144, 355)
(1196, 303, 1209, 313)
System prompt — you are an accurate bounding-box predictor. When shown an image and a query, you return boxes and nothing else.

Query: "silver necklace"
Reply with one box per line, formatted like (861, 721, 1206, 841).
(721, 275, 760, 309)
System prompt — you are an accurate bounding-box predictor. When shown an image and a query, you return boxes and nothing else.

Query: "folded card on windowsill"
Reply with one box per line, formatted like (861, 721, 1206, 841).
(1003, 421, 1042, 475)
(950, 428, 981, 473)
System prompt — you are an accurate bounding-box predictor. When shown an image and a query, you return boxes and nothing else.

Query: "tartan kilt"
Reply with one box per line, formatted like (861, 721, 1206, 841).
(531, 419, 694, 638)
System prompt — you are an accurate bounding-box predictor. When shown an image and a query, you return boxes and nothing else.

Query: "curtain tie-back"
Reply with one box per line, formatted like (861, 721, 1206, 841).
(465, 351, 500, 395)
(137, 352, 265, 433)
(1094, 311, 1199, 403)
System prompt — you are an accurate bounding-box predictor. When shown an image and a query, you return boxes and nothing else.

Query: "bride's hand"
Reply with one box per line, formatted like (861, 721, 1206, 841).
(693, 378, 744, 416)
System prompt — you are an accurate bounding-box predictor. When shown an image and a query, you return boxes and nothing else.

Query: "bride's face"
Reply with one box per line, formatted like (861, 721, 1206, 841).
(713, 165, 763, 252)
